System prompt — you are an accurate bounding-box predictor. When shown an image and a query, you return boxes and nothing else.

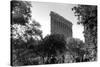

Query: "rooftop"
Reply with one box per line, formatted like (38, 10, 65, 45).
(50, 11, 73, 28)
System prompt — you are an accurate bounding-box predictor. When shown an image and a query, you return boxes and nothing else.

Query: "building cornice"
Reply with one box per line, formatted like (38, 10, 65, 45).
(50, 11, 73, 28)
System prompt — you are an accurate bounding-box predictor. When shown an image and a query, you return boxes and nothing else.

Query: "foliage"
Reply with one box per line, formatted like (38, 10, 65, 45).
(72, 5, 97, 61)
(72, 5, 97, 25)
(11, 21, 43, 65)
(11, 32, 42, 66)
(38, 34, 67, 64)
(11, 20, 42, 42)
(11, 0, 43, 66)
(11, 0, 31, 25)
(39, 34, 67, 57)
(66, 38, 86, 62)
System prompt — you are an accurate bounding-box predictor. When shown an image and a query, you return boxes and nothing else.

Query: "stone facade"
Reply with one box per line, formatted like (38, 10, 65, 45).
(50, 11, 73, 39)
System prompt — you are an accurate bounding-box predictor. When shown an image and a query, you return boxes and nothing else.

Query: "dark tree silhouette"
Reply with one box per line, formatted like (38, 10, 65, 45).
(72, 5, 97, 61)
(38, 34, 67, 64)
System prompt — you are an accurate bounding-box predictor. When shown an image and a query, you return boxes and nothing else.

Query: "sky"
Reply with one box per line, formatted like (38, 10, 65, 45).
(31, 1, 84, 41)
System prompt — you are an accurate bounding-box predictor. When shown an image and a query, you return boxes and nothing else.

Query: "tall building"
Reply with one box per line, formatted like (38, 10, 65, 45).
(50, 11, 73, 39)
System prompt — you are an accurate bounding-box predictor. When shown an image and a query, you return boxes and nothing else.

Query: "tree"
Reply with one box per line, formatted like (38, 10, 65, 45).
(11, 0, 31, 25)
(66, 38, 86, 62)
(11, 21, 43, 66)
(72, 5, 97, 61)
(38, 34, 67, 64)
(11, 20, 42, 41)
(11, 0, 43, 66)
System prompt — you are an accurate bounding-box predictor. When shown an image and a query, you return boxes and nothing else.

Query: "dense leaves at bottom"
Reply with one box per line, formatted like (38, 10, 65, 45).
(12, 34, 91, 66)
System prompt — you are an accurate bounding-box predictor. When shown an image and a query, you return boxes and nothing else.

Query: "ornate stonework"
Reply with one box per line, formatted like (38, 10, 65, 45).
(50, 11, 73, 39)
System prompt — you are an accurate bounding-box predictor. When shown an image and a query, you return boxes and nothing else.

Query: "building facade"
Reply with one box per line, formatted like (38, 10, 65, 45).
(50, 11, 73, 39)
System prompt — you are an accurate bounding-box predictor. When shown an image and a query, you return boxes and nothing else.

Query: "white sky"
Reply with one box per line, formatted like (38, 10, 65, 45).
(31, 1, 84, 41)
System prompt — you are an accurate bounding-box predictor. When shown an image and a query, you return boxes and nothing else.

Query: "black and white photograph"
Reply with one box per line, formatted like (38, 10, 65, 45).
(11, 0, 97, 66)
